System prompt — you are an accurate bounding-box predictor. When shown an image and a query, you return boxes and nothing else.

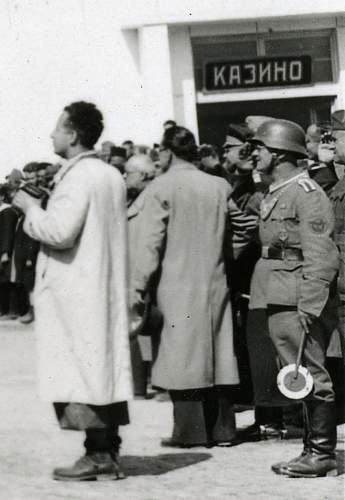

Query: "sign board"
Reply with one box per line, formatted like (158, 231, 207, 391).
(204, 56, 312, 91)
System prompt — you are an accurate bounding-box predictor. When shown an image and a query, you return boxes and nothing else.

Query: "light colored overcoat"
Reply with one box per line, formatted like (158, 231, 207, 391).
(24, 152, 132, 404)
(132, 162, 241, 390)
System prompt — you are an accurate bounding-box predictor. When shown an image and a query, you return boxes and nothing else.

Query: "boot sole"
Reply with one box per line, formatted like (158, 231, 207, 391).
(53, 471, 125, 481)
(283, 468, 338, 478)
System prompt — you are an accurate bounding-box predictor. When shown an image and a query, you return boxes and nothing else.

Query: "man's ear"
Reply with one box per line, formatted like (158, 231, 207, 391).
(69, 129, 79, 146)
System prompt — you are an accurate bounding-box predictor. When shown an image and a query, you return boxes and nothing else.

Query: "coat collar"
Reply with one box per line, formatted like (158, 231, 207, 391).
(269, 171, 308, 194)
(168, 161, 198, 172)
(54, 150, 98, 185)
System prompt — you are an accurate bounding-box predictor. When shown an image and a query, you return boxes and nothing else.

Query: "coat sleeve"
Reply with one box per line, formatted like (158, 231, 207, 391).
(23, 169, 90, 250)
(295, 187, 339, 317)
(132, 185, 169, 293)
(227, 195, 258, 259)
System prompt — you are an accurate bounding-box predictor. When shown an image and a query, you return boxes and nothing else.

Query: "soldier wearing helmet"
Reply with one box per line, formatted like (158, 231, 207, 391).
(248, 119, 339, 477)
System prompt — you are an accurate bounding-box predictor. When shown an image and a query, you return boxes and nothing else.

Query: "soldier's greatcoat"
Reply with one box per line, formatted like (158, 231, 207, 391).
(132, 162, 254, 391)
(24, 152, 132, 405)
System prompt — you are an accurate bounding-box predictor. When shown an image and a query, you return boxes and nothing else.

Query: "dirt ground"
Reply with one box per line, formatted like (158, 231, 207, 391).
(0, 321, 344, 500)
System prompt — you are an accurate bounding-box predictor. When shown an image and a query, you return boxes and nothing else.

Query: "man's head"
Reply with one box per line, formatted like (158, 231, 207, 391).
(51, 101, 104, 159)
(125, 154, 156, 199)
(163, 119, 177, 131)
(251, 119, 307, 174)
(223, 124, 254, 173)
(160, 126, 197, 168)
(305, 124, 322, 160)
(6, 168, 23, 190)
(332, 110, 345, 164)
(198, 144, 220, 173)
(122, 140, 135, 159)
(109, 147, 127, 174)
(36, 162, 52, 187)
(23, 162, 39, 183)
(100, 141, 115, 163)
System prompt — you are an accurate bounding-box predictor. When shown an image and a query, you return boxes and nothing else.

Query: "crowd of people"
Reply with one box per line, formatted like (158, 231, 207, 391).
(7, 101, 345, 482)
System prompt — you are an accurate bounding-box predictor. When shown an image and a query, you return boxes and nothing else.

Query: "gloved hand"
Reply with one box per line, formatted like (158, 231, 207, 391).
(298, 309, 315, 335)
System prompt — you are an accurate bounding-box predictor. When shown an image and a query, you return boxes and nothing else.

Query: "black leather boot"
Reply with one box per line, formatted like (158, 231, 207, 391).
(272, 402, 338, 478)
(272, 403, 310, 475)
(53, 428, 125, 481)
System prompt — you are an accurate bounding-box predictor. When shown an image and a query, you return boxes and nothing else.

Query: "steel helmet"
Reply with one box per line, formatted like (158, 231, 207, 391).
(252, 119, 307, 157)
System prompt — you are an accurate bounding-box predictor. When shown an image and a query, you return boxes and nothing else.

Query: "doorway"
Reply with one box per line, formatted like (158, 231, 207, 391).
(197, 96, 334, 147)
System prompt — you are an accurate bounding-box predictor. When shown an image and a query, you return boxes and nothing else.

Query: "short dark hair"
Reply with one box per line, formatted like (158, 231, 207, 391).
(162, 126, 197, 162)
(163, 119, 176, 128)
(63, 101, 104, 149)
(23, 162, 40, 173)
(122, 140, 134, 146)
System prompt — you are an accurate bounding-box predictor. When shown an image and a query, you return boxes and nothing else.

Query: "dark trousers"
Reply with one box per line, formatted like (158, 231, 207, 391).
(130, 338, 150, 396)
(84, 427, 121, 456)
(169, 387, 236, 445)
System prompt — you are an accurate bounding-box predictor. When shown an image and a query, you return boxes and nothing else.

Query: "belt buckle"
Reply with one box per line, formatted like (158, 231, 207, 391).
(262, 246, 269, 258)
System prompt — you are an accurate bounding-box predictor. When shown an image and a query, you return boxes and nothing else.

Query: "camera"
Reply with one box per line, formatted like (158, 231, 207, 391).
(19, 181, 47, 200)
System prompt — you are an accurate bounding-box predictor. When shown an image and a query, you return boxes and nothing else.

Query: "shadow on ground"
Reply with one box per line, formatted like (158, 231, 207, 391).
(121, 452, 211, 476)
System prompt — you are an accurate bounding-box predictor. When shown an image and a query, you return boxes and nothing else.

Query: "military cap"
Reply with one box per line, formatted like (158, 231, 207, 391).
(331, 110, 345, 131)
(110, 146, 127, 159)
(223, 124, 253, 147)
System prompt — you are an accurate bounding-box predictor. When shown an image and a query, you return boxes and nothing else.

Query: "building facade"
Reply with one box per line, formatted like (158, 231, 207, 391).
(1, 1, 345, 175)
(122, 1, 345, 146)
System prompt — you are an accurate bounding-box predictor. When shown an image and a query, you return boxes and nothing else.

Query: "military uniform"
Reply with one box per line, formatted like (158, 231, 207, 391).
(249, 171, 339, 403)
(330, 176, 345, 360)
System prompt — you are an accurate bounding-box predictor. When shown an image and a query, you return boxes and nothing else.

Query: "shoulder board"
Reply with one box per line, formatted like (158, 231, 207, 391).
(297, 178, 316, 193)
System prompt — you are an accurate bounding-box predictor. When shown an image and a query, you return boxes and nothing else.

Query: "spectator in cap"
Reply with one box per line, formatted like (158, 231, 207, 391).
(109, 146, 127, 174)
(305, 124, 338, 197)
(122, 140, 135, 159)
(222, 124, 255, 211)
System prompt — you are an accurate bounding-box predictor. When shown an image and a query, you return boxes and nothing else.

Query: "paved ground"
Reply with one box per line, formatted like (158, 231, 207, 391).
(0, 321, 344, 500)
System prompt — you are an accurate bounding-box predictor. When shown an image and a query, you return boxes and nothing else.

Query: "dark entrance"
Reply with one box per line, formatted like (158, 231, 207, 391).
(197, 96, 334, 147)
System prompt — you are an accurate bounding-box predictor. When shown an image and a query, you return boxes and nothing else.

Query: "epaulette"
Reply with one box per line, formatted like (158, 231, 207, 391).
(298, 177, 316, 193)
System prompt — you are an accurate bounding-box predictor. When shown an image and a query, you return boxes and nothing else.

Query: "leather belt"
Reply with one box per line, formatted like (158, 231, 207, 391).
(261, 246, 303, 261)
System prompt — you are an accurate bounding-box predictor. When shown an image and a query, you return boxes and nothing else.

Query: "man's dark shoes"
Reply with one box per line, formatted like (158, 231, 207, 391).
(272, 451, 337, 478)
(160, 437, 213, 449)
(53, 452, 125, 481)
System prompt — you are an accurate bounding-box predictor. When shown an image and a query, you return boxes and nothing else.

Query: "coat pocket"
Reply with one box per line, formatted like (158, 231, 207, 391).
(267, 262, 302, 306)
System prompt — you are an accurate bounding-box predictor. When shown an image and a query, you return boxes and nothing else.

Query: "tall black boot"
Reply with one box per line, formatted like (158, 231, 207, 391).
(53, 428, 125, 481)
(272, 403, 311, 475)
(273, 401, 338, 478)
